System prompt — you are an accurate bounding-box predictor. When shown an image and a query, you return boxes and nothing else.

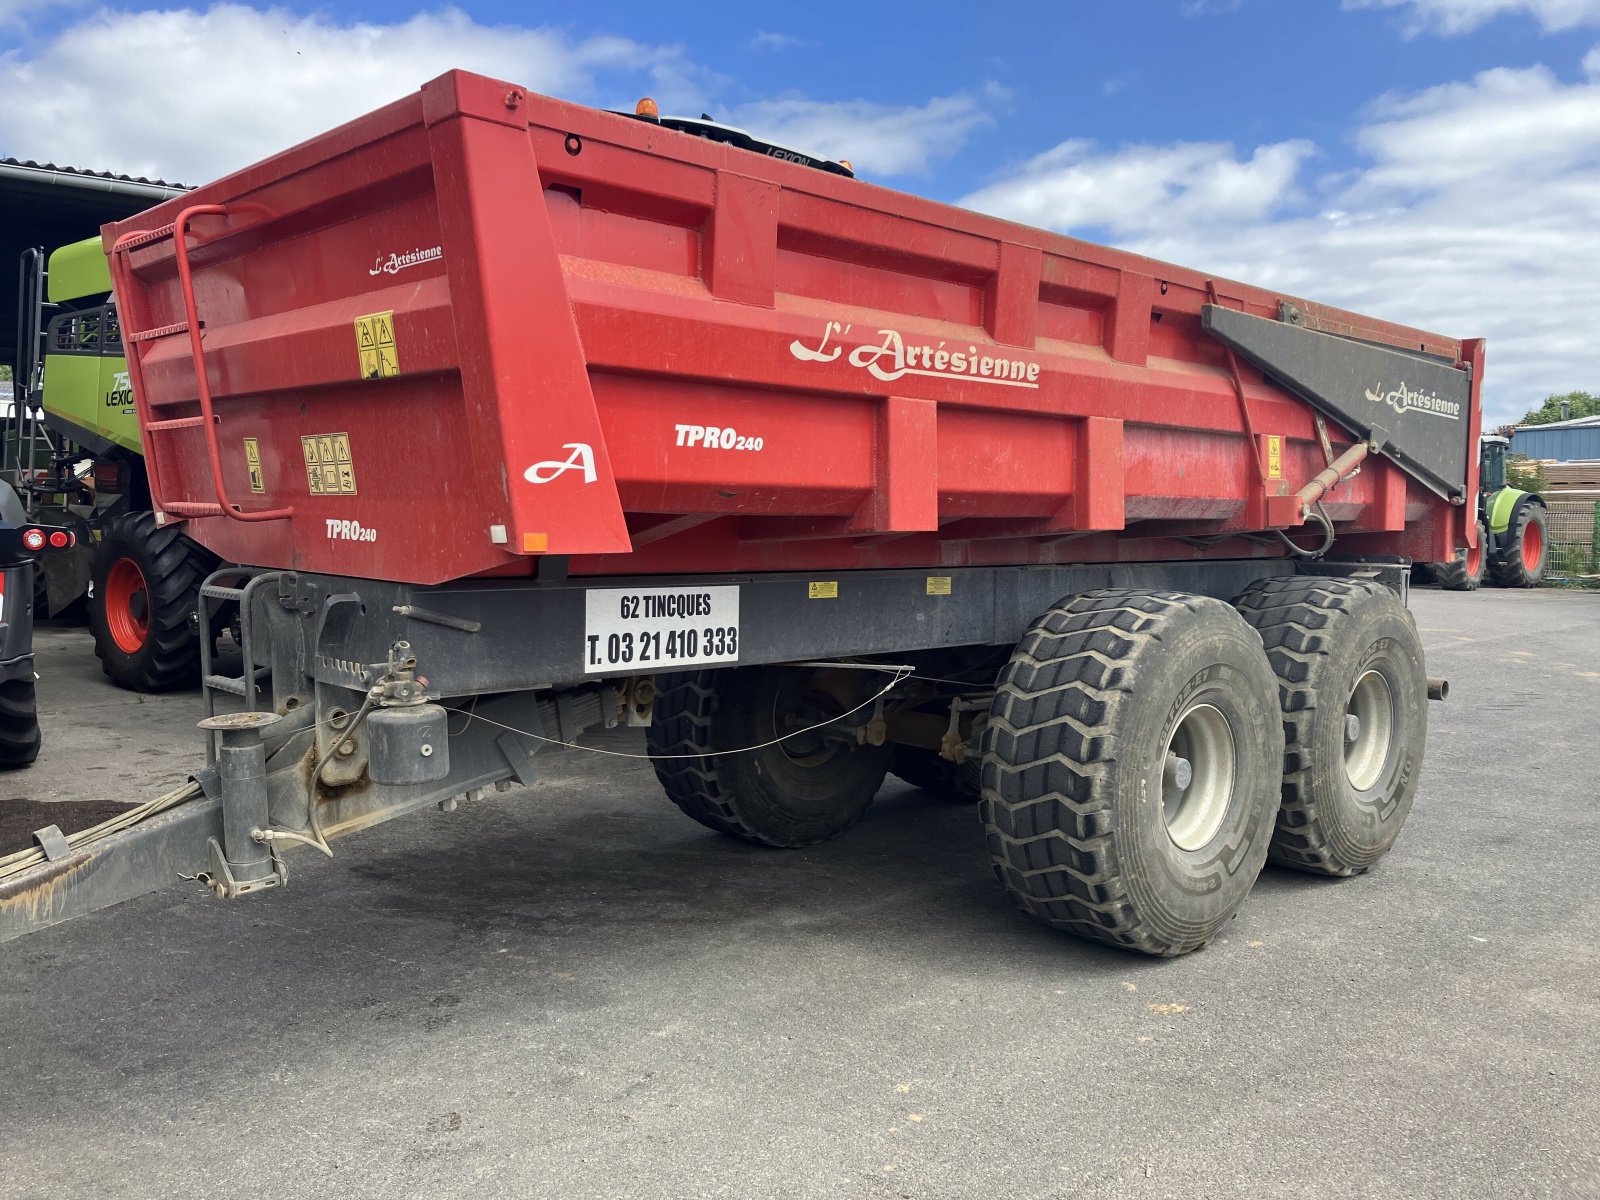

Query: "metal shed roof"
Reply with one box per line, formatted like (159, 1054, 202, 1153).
(1517, 413, 1600, 431)
(2, 157, 191, 373)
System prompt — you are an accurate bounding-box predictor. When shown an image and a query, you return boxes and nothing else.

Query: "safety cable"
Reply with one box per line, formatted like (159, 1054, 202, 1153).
(0, 660, 994, 879)
(450, 666, 915, 762)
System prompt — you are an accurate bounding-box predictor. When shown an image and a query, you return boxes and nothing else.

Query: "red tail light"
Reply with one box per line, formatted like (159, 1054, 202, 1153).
(48, 531, 69, 548)
(21, 529, 45, 552)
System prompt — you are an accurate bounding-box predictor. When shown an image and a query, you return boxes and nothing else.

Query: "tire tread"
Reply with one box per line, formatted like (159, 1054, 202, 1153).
(1234, 575, 1411, 875)
(0, 678, 42, 768)
(981, 589, 1241, 956)
(91, 512, 217, 692)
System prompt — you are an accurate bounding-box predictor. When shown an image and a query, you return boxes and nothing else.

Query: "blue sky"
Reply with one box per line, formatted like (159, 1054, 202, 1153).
(3, 0, 1598, 424)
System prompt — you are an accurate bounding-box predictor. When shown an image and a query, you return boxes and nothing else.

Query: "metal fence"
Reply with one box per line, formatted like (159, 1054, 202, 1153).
(1545, 495, 1600, 576)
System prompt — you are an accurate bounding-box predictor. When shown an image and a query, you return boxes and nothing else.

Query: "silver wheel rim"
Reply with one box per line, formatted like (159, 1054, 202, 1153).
(1161, 702, 1236, 852)
(1344, 669, 1395, 792)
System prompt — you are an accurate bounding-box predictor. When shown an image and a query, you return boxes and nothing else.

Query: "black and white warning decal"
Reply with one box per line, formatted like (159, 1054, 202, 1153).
(583, 586, 740, 673)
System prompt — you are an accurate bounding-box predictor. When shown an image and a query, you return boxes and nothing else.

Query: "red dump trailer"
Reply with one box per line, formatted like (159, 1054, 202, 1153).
(1, 71, 1471, 954)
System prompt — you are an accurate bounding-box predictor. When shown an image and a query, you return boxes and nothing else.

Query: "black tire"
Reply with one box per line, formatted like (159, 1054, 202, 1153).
(0, 678, 42, 768)
(1433, 521, 1486, 591)
(981, 590, 1283, 956)
(88, 512, 217, 692)
(1234, 577, 1428, 876)
(647, 666, 893, 847)
(1488, 502, 1548, 588)
(890, 745, 980, 801)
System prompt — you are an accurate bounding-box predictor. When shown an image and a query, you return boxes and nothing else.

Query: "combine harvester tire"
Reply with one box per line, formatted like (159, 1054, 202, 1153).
(89, 513, 217, 692)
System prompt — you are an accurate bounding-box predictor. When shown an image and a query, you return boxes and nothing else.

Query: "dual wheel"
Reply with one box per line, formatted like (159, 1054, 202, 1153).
(647, 578, 1428, 957)
(984, 581, 1426, 955)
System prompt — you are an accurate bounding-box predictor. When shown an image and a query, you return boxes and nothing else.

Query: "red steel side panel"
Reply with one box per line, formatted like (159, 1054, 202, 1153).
(106, 71, 1472, 585)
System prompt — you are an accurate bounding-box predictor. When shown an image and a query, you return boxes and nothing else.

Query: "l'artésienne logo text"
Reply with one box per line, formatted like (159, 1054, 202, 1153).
(790, 321, 1041, 389)
(1364, 382, 1461, 420)
(368, 246, 443, 277)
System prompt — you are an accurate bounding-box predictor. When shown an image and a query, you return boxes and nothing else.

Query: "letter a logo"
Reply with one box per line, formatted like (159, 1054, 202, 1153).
(525, 442, 598, 485)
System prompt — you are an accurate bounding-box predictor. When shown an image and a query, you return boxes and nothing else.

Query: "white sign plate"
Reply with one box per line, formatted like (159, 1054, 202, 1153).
(583, 586, 740, 674)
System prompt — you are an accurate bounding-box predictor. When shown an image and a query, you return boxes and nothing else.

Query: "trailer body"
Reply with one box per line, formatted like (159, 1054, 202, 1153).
(1, 72, 1470, 950)
(104, 71, 1477, 597)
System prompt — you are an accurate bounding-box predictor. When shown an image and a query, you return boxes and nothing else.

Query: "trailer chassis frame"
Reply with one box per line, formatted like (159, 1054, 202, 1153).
(0, 556, 1409, 941)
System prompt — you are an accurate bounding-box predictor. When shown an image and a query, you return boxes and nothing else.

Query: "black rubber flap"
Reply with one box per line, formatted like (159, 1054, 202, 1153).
(1203, 305, 1471, 501)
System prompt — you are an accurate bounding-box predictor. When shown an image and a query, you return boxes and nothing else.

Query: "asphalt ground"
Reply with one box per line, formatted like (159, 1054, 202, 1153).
(2, 586, 1598, 1199)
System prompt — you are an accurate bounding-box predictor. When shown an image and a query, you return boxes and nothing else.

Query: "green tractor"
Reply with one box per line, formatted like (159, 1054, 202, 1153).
(1426, 434, 1548, 591)
(12, 237, 217, 690)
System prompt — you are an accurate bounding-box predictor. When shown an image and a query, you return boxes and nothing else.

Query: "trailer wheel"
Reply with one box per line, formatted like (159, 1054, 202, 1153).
(890, 745, 980, 801)
(1488, 503, 1548, 588)
(88, 512, 217, 692)
(981, 590, 1282, 956)
(1433, 521, 1485, 591)
(648, 666, 893, 847)
(0, 679, 42, 768)
(1233, 577, 1427, 876)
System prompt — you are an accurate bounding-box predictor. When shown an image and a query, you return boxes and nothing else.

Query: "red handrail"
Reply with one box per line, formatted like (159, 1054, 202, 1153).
(111, 203, 291, 523)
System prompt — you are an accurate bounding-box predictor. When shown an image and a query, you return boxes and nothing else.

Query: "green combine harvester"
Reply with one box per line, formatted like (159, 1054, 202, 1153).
(1423, 434, 1548, 590)
(12, 237, 216, 690)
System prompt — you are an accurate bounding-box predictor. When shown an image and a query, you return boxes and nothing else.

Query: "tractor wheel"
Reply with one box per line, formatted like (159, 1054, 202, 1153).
(88, 512, 217, 692)
(1234, 577, 1427, 876)
(647, 666, 893, 847)
(890, 745, 980, 801)
(981, 590, 1282, 956)
(1489, 503, 1548, 588)
(1433, 521, 1486, 591)
(0, 678, 42, 768)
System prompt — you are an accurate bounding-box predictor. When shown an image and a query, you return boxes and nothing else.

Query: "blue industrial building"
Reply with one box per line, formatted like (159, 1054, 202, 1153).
(1510, 415, 1600, 462)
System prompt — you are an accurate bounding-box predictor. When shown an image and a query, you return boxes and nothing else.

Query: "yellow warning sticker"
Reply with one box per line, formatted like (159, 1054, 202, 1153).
(243, 437, 265, 494)
(926, 576, 952, 596)
(354, 310, 399, 380)
(808, 581, 838, 600)
(1266, 435, 1283, 480)
(302, 432, 357, 495)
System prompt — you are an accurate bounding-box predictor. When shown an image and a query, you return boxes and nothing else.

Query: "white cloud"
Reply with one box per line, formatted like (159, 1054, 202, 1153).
(748, 31, 800, 51)
(730, 86, 1002, 177)
(0, 4, 709, 181)
(959, 59, 1600, 427)
(1353, 64, 1600, 193)
(960, 139, 1314, 238)
(0, 5, 996, 185)
(1344, 0, 1600, 34)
